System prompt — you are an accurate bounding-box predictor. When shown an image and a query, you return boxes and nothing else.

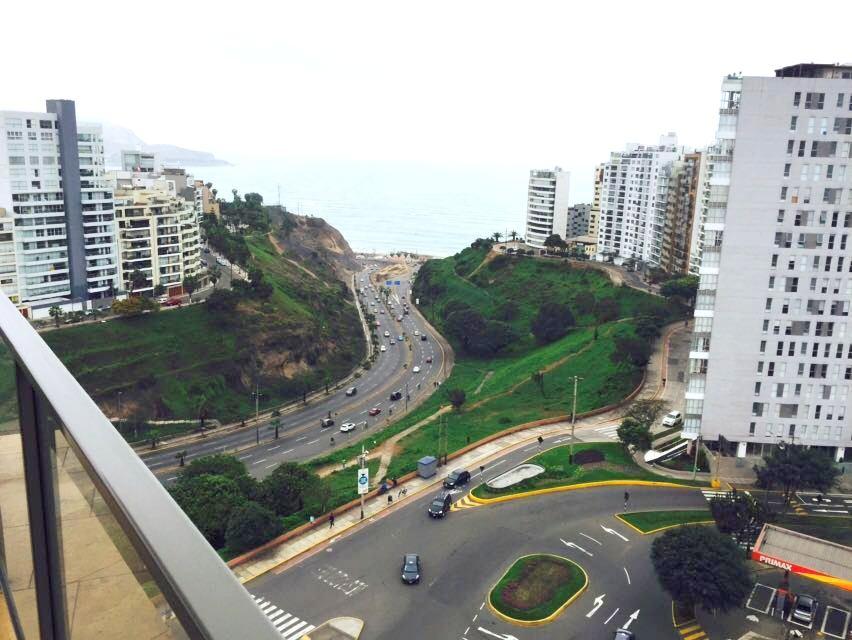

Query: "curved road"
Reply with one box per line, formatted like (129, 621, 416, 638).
(143, 260, 447, 480)
(249, 434, 709, 638)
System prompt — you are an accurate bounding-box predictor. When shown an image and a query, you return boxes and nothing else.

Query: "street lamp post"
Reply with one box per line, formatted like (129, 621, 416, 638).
(569, 376, 582, 464)
(251, 383, 263, 445)
(358, 445, 368, 520)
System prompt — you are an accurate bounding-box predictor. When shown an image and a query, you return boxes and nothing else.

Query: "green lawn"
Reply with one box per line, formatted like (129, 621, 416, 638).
(617, 510, 713, 533)
(489, 554, 586, 622)
(472, 443, 705, 499)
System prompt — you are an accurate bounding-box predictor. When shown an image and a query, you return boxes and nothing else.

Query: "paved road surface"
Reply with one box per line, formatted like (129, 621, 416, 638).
(143, 261, 446, 480)
(250, 434, 708, 639)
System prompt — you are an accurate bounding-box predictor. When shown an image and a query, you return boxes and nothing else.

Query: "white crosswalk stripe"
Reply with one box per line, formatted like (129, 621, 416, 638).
(252, 595, 316, 639)
(594, 425, 619, 440)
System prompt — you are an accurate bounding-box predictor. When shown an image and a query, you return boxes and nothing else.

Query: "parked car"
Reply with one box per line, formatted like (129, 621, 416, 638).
(412, 366, 421, 373)
(401, 554, 421, 584)
(397, 315, 404, 322)
(428, 492, 452, 518)
(216, 257, 227, 266)
(156, 295, 169, 304)
(390, 390, 402, 401)
(345, 387, 357, 397)
(368, 407, 381, 416)
(426, 356, 433, 363)
(389, 340, 395, 345)
(340, 422, 356, 433)
(320, 418, 335, 428)
(612, 630, 635, 640)
(398, 335, 404, 341)
(443, 469, 471, 489)
(791, 594, 818, 626)
(165, 298, 182, 307)
(662, 410, 683, 427)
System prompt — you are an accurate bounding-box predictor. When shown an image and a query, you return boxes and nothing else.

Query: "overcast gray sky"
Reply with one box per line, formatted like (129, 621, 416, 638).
(2, 0, 851, 199)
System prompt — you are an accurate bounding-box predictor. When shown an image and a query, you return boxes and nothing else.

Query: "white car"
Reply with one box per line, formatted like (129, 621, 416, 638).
(381, 345, 387, 352)
(390, 340, 395, 345)
(662, 411, 683, 427)
(216, 257, 228, 266)
(340, 422, 356, 433)
(414, 330, 420, 336)
(413, 366, 421, 373)
(384, 330, 390, 337)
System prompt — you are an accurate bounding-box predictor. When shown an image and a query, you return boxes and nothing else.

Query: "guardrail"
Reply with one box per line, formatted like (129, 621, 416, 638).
(0, 292, 280, 639)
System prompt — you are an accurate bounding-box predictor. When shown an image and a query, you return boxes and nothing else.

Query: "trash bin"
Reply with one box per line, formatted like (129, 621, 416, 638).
(418, 456, 437, 479)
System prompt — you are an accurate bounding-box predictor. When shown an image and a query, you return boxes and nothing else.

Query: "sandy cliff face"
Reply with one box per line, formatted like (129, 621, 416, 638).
(267, 207, 360, 279)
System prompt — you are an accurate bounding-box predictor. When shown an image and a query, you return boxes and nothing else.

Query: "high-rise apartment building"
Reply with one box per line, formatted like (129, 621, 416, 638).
(113, 178, 202, 296)
(0, 100, 119, 318)
(659, 152, 706, 275)
(596, 134, 683, 266)
(685, 64, 852, 463)
(193, 179, 220, 218)
(524, 167, 570, 248)
(588, 164, 603, 241)
(0, 207, 18, 302)
(566, 203, 592, 238)
(121, 149, 157, 173)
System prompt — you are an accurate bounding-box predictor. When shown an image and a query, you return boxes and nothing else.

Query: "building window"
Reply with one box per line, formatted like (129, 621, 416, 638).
(790, 115, 798, 131)
(794, 91, 801, 107)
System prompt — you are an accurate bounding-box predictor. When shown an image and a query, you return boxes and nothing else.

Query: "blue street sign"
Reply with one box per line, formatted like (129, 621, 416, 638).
(394, 280, 401, 285)
(385, 280, 392, 285)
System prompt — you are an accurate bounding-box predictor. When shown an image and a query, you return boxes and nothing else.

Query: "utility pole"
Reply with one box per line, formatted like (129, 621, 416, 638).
(569, 376, 582, 464)
(359, 444, 367, 520)
(252, 382, 262, 445)
(691, 435, 702, 480)
(405, 381, 409, 412)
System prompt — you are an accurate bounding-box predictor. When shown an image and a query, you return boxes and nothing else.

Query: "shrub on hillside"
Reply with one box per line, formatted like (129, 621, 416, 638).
(573, 449, 604, 465)
(611, 336, 652, 368)
(169, 475, 248, 548)
(225, 502, 283, 554)
(530, 302, 575, 344)
(179, 454, 258, 499)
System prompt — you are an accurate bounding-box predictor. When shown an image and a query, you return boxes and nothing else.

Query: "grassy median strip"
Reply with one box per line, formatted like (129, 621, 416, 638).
(616, 510, 713, 534)
(489, 554, 587, 624)
(472, 443, 705, 499)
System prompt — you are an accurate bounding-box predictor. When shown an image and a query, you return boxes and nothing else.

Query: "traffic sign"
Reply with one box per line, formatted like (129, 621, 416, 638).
(357, 467, 369, 495)
(394, 280, 401, 285)
(385, 280, 392, 285)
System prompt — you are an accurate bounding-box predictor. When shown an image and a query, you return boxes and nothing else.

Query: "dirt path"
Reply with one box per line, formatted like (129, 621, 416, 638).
(267, 232, 328, 286)
(467, 249, 500, 279)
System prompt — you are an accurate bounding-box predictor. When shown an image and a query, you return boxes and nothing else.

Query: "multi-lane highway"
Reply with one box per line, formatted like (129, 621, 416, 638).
(248, 431, 709, 639)
(142, 260, 448, 480)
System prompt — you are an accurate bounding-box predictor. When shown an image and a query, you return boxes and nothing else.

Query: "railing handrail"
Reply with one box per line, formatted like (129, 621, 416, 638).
(0, 292, 280, 639)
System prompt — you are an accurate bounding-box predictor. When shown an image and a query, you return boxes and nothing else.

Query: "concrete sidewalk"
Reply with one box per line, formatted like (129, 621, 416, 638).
(230, 323, 689, 584)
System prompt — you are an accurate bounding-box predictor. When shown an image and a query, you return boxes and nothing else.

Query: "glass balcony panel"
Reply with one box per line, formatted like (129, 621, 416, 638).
(0, 363, 41, 639)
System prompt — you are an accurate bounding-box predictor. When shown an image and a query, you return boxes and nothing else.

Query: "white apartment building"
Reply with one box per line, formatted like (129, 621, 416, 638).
(596, 134, 683, 266)
(0, 100, 119, 318)
(113, 178, 202, 296)
(685, 63, 852, 464)
(524, 167, 570, 248)
(122, 150, 157, 173)
(0, 208, 18, 302)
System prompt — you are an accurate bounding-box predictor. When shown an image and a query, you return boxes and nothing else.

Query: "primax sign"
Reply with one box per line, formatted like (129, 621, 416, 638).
(757, 555, 793, 572)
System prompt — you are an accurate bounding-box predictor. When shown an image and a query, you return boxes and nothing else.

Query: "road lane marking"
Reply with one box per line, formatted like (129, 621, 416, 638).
(167, 476, 177, 481)
(623, 567, 631, 585)
(586, 594, 605, 617)
(604, 608, 619, 625)
(560, 539, 593, 557)
(601, 524, 629, 542)
(252, 459, 267, 465)
(579, 532, 602, 545)
(307, 439, 319, 445)
(295, 435, 307, 442)
(265, 463, 277, 469)
(282, 448, 294, 454)
(268, 445, 280, 451)
(238, 454, 253, 459)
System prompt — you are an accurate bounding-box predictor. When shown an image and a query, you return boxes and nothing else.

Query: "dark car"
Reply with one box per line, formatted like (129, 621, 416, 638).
(390, 390, 403, 401)
(320, 418, 335, 428)
(443, 469, 471, 489)
(428, 492, 452, 518)
(345, 387, 357, 397)
(368, 407, 381, 416)
(401, 554, 421, 584)
(420, 334, 427, 341)
(791, 594, 817, 625)
(613, 630, 635, 640)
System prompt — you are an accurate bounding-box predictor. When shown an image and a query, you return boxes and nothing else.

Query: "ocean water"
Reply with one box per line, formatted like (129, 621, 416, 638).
(186, 159, 529, 257)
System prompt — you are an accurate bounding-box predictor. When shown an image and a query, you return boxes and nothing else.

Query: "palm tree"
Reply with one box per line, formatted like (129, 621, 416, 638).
(182, 275, 200, 302)
(509, 230, 519, 242)
(48, 305, 64, 328)
(491, 232, 502, 243)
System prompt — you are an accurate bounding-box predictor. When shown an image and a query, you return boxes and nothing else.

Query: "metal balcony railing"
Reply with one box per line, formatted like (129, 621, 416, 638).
(0, 292, 280, 640)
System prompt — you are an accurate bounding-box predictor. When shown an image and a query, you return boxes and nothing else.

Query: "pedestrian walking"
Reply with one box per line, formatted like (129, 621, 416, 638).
(329, 513, 335, 528)
(537, 436, 544, 447)
(623, 491, 630, 511)
(387, 494, 393, 505)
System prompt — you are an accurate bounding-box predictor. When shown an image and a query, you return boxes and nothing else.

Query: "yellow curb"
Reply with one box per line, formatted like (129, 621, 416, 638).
(614, 512, 715, 536)
(486, 554, 589, 627)
(470, 479, 705, 505)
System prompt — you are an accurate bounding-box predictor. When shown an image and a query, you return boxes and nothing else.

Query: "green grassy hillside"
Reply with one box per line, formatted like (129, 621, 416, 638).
(37, 233, 364, 424)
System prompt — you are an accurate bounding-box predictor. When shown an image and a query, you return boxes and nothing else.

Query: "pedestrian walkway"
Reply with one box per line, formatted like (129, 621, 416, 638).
(252, 594, 316, 639)
(230, 322, 692, 584)
(594, 424, 619, 440)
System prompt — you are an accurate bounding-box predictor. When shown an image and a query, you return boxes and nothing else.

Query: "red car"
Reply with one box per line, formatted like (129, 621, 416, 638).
(368, 407, 381, 416)
(426, 356, 433, 363)
(164, 298, 182, 307)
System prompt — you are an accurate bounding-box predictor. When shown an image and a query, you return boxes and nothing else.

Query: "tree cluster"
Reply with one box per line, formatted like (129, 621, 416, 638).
(218, 190, 269, 233)
(169, 454, 331, 553)
(111, 296, 159, 317)
(753, 444, 840, 507)
(651, 526, 752, 612)
(530, 302, 575, 344)
(616, 399, 667, 451)
(611, 335, 651, 368)
(660, 276, 699, 304)
(443, 302, 517, 356)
